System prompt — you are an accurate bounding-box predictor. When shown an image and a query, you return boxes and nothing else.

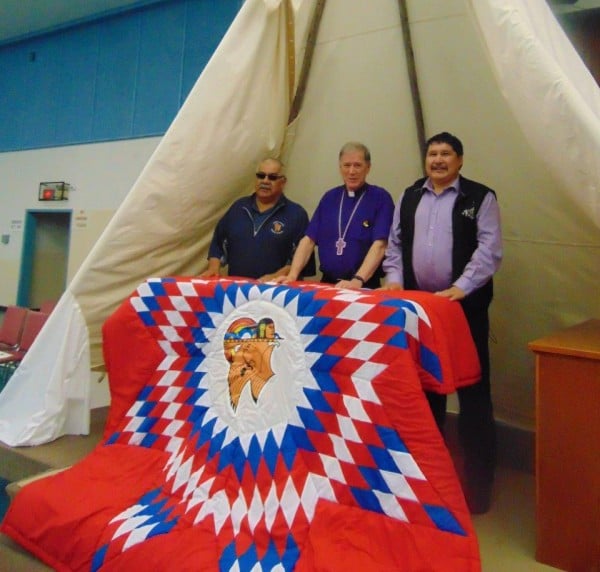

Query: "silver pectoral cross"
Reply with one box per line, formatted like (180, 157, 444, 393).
(335, 237, 346, 256)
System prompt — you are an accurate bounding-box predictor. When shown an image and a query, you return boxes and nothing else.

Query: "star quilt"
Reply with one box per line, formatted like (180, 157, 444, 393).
(2, 278, 481, 571)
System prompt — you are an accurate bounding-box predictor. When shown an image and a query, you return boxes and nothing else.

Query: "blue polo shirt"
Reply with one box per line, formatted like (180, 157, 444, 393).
(306, 183, 394, 280)
(208, 194, 315, 279)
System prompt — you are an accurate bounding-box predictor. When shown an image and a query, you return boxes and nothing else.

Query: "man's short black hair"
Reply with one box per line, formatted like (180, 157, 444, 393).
(425, 132, 463, 157)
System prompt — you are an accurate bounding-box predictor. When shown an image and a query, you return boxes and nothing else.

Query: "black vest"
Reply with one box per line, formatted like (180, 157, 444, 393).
(398, 176, 495, 311)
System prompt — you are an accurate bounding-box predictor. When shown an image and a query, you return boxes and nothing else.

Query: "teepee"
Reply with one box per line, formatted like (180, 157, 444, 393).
(0, 0, 598, 445)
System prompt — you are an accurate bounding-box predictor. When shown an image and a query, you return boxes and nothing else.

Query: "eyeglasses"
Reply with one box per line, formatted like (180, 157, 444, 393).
(255, 172, 285, 181)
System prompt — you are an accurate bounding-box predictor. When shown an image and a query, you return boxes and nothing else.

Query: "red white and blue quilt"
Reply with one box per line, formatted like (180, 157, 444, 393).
(2, 278, 481, 571)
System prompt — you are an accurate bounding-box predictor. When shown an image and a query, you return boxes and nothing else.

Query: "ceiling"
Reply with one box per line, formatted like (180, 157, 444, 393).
(0, 0, 164, 45)
(0, 0, 599, 46)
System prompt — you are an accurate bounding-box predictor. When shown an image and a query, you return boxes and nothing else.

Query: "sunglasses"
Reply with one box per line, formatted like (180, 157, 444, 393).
(255, 172, 285, 181)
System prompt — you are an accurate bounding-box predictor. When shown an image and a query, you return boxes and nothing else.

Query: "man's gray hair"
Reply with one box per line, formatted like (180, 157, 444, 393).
(258, 157, 285, 171)
(338, 142, 371, 163)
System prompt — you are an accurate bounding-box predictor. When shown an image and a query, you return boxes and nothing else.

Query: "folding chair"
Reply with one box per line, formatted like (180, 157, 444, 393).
(0, 360, 19, 392)
(0, 310, 50, 392)
(0, 305, 28, 351)
(39, 300, 58, 314)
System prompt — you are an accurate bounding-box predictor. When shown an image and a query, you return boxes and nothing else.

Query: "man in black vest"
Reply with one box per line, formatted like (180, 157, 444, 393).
(382, 132, 503, 513)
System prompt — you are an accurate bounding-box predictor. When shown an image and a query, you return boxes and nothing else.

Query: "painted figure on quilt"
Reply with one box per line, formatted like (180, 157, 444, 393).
(223, 316, 281, 410)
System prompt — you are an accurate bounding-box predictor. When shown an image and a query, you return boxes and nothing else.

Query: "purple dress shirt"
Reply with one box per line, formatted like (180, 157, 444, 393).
(383, 177, 502, 295)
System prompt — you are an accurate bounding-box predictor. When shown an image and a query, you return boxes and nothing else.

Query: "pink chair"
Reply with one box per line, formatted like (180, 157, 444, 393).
(39, 300, 58, 314)
(0, 305, 28, 351)
(0, 311, 50, 390)
(18, 311, 50, 355)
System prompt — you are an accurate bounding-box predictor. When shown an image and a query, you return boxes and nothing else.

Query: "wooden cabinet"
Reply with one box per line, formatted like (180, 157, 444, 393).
(529, 319, 600, 572)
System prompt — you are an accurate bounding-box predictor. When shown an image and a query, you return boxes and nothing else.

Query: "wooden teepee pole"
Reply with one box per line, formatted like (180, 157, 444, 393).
(287, 0, 327, 125)
(397, 0, 427, 168)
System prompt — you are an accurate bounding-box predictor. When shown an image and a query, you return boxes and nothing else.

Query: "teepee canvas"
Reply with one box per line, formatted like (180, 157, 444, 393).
(0, 0, 598, 446)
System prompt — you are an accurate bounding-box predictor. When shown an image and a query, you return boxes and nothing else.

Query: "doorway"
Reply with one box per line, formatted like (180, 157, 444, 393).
(17, 210, 71, 308)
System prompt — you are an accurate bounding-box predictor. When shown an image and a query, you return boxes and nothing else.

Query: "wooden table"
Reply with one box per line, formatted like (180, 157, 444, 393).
(529, 319, 600, 572)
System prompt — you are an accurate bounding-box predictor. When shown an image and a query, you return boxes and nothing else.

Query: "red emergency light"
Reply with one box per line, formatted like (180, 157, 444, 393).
(38, 181, 68, 201)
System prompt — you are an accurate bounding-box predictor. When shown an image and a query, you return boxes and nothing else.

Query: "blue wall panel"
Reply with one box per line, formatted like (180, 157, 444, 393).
(181, 0, 239, 102)
(0, 0, 242, 152)
(0, 47, 25, 149)
(133, 2, 187, 135)
(19, 37, 62, 148)
(53, 27, 100, 145)
(92, 16, 140, 140)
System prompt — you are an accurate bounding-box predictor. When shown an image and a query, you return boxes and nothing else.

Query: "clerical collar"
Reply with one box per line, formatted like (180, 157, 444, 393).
(345, 183, 368, 198)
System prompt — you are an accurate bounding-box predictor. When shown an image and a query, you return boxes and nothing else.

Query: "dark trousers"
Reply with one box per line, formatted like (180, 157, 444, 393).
(425, 302, 496, 506)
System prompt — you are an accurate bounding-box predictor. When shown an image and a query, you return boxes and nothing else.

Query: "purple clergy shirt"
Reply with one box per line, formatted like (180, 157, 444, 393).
(306, 183, 394, 279)
(383, 177, 502, 295)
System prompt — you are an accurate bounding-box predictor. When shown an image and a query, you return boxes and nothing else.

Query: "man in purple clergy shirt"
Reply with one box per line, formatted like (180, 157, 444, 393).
(278, 142, 394, 289)
(382, 131, 503, 514)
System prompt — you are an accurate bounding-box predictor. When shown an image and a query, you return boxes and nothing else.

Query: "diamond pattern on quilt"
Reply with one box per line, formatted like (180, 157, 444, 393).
(93, 279, 463, 572)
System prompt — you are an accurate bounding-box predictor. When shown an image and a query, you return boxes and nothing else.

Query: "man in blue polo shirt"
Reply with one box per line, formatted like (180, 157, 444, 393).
(278, 142, 394, 289)
(201, 158, 315, 280)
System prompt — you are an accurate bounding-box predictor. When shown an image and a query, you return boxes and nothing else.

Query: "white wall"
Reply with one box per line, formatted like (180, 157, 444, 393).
(0, 137, 161, 303)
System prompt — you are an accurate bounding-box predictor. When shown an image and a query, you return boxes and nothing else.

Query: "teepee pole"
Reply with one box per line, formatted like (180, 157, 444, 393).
(288, 0, 327, 125)
(397, 0, 427, 168)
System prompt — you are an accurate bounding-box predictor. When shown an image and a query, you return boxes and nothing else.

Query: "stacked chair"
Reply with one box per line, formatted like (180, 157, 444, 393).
(0, 305, 28, 352)
(39, 299, 58, 314)
(0, 307, 50, 392)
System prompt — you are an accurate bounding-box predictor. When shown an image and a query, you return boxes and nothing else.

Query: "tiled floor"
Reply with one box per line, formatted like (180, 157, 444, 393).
(473, 468, 559, 572)
(0, 408, 562, 572)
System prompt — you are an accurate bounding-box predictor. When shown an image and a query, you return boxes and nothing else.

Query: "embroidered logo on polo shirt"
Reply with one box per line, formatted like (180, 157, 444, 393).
(271, 220, 285, 234)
